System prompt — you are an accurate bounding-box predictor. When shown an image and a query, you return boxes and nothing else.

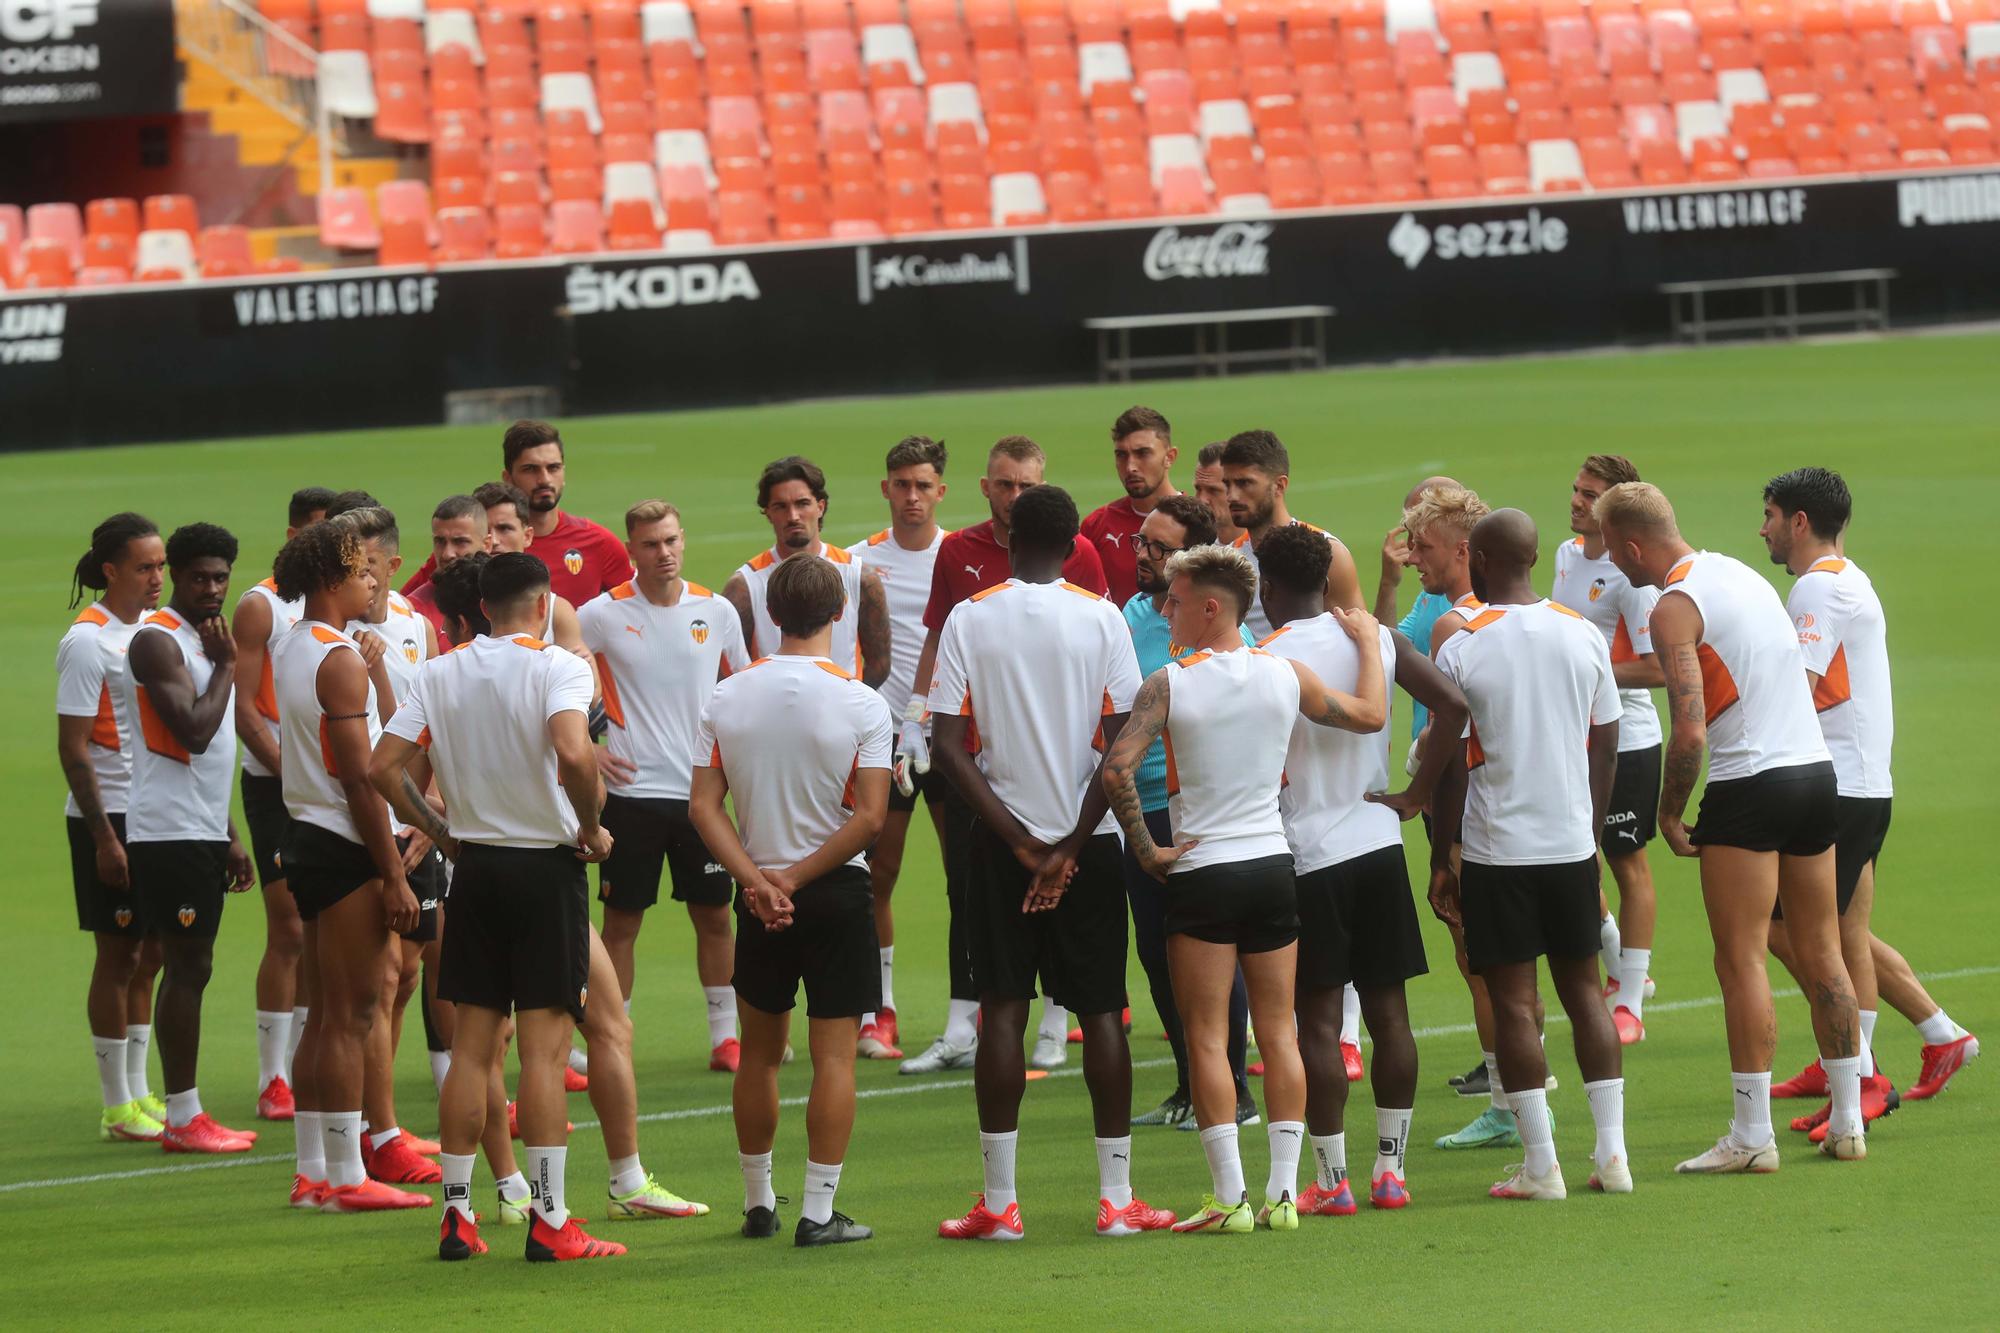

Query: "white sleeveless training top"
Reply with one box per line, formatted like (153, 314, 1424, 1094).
(733, 541, 865, 674)
(1163, 645, 1299, 873)
(239, 578, 304, 778)
(121, 608, 237, 844)
(273, 619, 381, 845)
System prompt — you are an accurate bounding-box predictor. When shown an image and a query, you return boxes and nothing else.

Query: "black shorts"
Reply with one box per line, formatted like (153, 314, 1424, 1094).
(968, 823, 1127, 1015)
(732, 865, 881, 1019)
(70, 813, 143, 936)
(1295, 845, 1428, 993)
(284, 820, 380, 923)
(597, 793, 733, 911)
(886, 761, 939, 815)
(1693, 760, 1838, 857)
(402, 834, 443, 943)
(439, 843, 591, 1022)
(1460, 856, 1600, 972)
(1777, 795, 1892, 921)
(1602, 744, 1661, 855)
(240, 773, 293, 887)
(1164, 853, 1299, 955)
(128, 839, 230, 941)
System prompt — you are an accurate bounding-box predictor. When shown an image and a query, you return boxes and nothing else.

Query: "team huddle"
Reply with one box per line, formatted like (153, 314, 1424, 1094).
(57, 413, 1980, 1259)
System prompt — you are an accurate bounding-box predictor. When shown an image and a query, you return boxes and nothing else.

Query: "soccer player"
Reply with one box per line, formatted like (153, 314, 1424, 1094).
(579, 501, 750, 1070)
(473, 481, 589, 654)
(1218, 429, 1362, 639)
(1425, 510, 1629, 1201)
(689, 554, 893, 1248)
(723, 455, 889, 687)
(1118, 494, 1257, 1130)
(847, 436, 953, 1062)
(372, 553, 625, 1261)
(1760, 468, 1975, 1127)
(233, 485, 332, 1121)
(401, 420, 632, 608)
(1104, 544, 1386, 1234)
(121, 523, 259, 1153)
(899, 436, 1108, 1075)
(1259, 524, 1470, 1211)
(403, 495, 487, 634)
(269, 514, 432, 1213)
(1596, 481, 1866, 1168)
(1191, 443, 1241, 546)
(1082, 405, 1181, 608)
(61, 513, 168, 1144)
(930, 485, 1171, 1241)
(1552, 456, 1666, 1043)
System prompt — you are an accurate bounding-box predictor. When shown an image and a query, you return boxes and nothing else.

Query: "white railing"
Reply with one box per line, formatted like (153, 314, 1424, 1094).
(176, 0, 343, 196)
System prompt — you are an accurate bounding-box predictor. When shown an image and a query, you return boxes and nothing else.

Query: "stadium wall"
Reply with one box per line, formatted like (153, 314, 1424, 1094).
(6, 168, 1998, 449)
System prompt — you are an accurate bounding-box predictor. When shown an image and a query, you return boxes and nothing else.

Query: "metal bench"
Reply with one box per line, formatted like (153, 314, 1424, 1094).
(1658, 269, 1895, 345)
(1084, 304, 1334, 382)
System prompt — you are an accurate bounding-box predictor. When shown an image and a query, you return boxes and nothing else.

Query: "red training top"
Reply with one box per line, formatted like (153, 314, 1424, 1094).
(1079, 496, 1148, 610)
(401, 510, 632, 609)
(923, 520, 1109, 632)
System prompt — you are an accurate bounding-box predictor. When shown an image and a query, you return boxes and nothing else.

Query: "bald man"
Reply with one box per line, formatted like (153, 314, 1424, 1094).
(1430, 509, 1627, 1200)
(1597, 482, 1861, 1171)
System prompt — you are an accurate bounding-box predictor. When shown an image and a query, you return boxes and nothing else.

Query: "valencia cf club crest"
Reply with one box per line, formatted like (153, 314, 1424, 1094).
(689, 618, 710, 646)
(1589, 578, 1607, 602)
(113, 907, 133, 929)
(177, 905, 197, 928)
(401, 637, 420, 664)
(564, 548, 584, 576)
(579, 985, 590, 1011)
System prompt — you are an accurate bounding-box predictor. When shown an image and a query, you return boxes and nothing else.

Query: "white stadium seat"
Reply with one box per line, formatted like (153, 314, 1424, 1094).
(1528, 138, 1586, 191)
(1079, 42, 1135, 97)
(989, 171, 1048, 225)
(1718, 69, 1770, 114)
(542, 71, 602, 135)
(1385, 0, 1440, 43)
(642, 1, 698, 50)
(424, 11, 482, 62)
(1169, 0, 1221, 20)
(1966, 22, 2000, 68)
(654, 129, 717, 190)
(366, 0, 423, 20)
(927, 82, 985, 143)
(1197, 99, 1254, 150)
(1148, 132, 1208, 189)
(135, 229, 197, 281)
(1452, 52, 1506, 105)
(318, 51, 379, 119)
(604, 160, 664, 229)
(1674, 99, 1728, 154)
(862, 24, 924, 84)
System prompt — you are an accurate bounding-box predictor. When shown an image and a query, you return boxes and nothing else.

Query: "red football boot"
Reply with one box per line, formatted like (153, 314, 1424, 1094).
(939, 1195, 1024, 1241)
(1298, 1180, 1358, 1216)
(1097, 1196, 1175, 1235)
(1342, 1042, 1365, 1082)
(321, 1178, 434, 1212)
(709, 1037, 742, 1073)
(439, 1208, 488, 1260)
(1905, 1033, 1979, 1101)
(160, 1113, 255, 1155)
(370, 1131, 445, 1184)
(256, 1076, 296, 1121)
(525, 1213, 627, 1261)
(1772, 1058, 1828, 1099)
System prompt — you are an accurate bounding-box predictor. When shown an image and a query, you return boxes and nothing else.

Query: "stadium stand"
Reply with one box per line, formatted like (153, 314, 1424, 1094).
(5, 0, 2000, 283)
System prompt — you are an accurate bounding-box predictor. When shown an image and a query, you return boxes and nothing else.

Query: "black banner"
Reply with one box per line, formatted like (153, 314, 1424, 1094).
(0, 0, 175, 124)
(6, 170, 1999, 449)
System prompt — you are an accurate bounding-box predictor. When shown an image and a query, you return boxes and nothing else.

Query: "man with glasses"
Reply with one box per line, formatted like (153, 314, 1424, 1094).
(1119, 495, 1259, 1130)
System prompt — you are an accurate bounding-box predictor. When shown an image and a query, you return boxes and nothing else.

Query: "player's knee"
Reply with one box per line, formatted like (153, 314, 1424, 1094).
(267, 914, 304, 960)
(164, 945, 214, 991)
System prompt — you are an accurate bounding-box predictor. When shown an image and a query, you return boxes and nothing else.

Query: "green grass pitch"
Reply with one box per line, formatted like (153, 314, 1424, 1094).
(4, 333, 1997, 1329)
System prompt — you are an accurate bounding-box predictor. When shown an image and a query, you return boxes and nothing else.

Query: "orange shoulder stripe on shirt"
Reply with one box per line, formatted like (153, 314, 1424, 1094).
(1175, 651, 1212, 668)
(1808, 557, 1848, 575)
(1256, 626, 1291, 647)
(75, 604, 111, 626)
(866, 529, 891, 547)
(1059, 581, 1103, 600)
(821, 544, 854, 564)
(510, 635, 550, 651)
(609, 582, 637, 600)
(309, 625, 348, 646)
(1812, 644, 1852, 712)
(1463, 608, 1507, 632)
(686, 581, 712, 598)
(815, 660, 857, 681)
(1231, 532, 1252, 548)
(1546, 601, 1583, 619)
(748, 549, 779, 572)
(144, 609, 183, 630)
(258, 577, 277, 591)
(389, 591, 412, 614)
(968, 582, 1011, 602)
(1663, 556, 1696, 586)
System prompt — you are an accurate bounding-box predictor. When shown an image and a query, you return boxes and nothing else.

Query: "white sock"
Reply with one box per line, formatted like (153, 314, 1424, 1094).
(802, 1159, 842, 1225)
(430, 1050, 451, 1092)
(567, 1046, 589, 1076)
(526, 1145, 569, 1228)
(441, 1151, 476, 1219)
(1585, 1077, 1627, 1167)
(1484, 1051, 1508, 1113)
(496, 1170, 530, 1203)
(704, 986, 738, 1048)
(945, 998, 980, 1047)
(1310, 1132, 1347, 1190)
(740, 1151, 775, 1212)
(1095, 1135, 1132, 1209)
(125, 1025, 152, 1100)
(368, 1125, 401, 1151)
(1916, 1009, 1965, 1045)
(1599, 912, 1621, 982)
(287, 1006, 307, 1073)
(1616, 947, 1651, 1020)
(1859, 1009, 1878, 1077)
(1374, 1106, 1412, 1181)
(1266, 1120, 1304, 1203)
(608, 1153, 646, 1196)
(94, 1036, 131, 1108)
(1510, 1088, 1556, 1177)
(323, 1110, 364, 1187)
(1038, 1001, 1069, 1041)
(879, 946, 896, 1012)
(1730, 1070, 1773, 1147)
(295, 1110, 325, 1181)
(1340, 984, 1361, 1047)
(1824, 1054, 1865, 1137)
(980, 1130, 1019, 1212)
(1199, 1123, 1247, 1203)
(165, 1087, 202, 1128)
(256, 1010, 292, 1086)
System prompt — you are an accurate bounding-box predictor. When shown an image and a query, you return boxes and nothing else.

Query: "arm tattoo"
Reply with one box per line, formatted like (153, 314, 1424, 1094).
(858, 571, 891, 689)
(397, 771, 451, 843)
(1658, 639, 1707, 815)
(62, 756, 106, 825)
(1301, 686, 1349, 730)
(1103, 672, 1168, 861)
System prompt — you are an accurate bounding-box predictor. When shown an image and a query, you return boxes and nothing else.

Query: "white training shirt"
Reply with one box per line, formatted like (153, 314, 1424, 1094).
(1436, 600, 1621, 867)
(1233, 519, 1337, 641)
(274, 620, 380, 845)
(930, 578, 1142, 845)
(1259, 614, 1403, 875)
(120, 608, 238, 844)
(383, 632, 595, 848)
(1787, 555, 1893, 798)
(1163, 645, 1300, 873)
(1660, 551, 1830, 783)
(577, 580, 750, 800)
(1550, 537, 1663, 752)
(239, 578, 304, 778)
(848, 526, 947, 721)
(733, 542, 866, 675)
(694, 655, 893, 870)
(55, 603, 143, 817)
(349, 590, 432, 711)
